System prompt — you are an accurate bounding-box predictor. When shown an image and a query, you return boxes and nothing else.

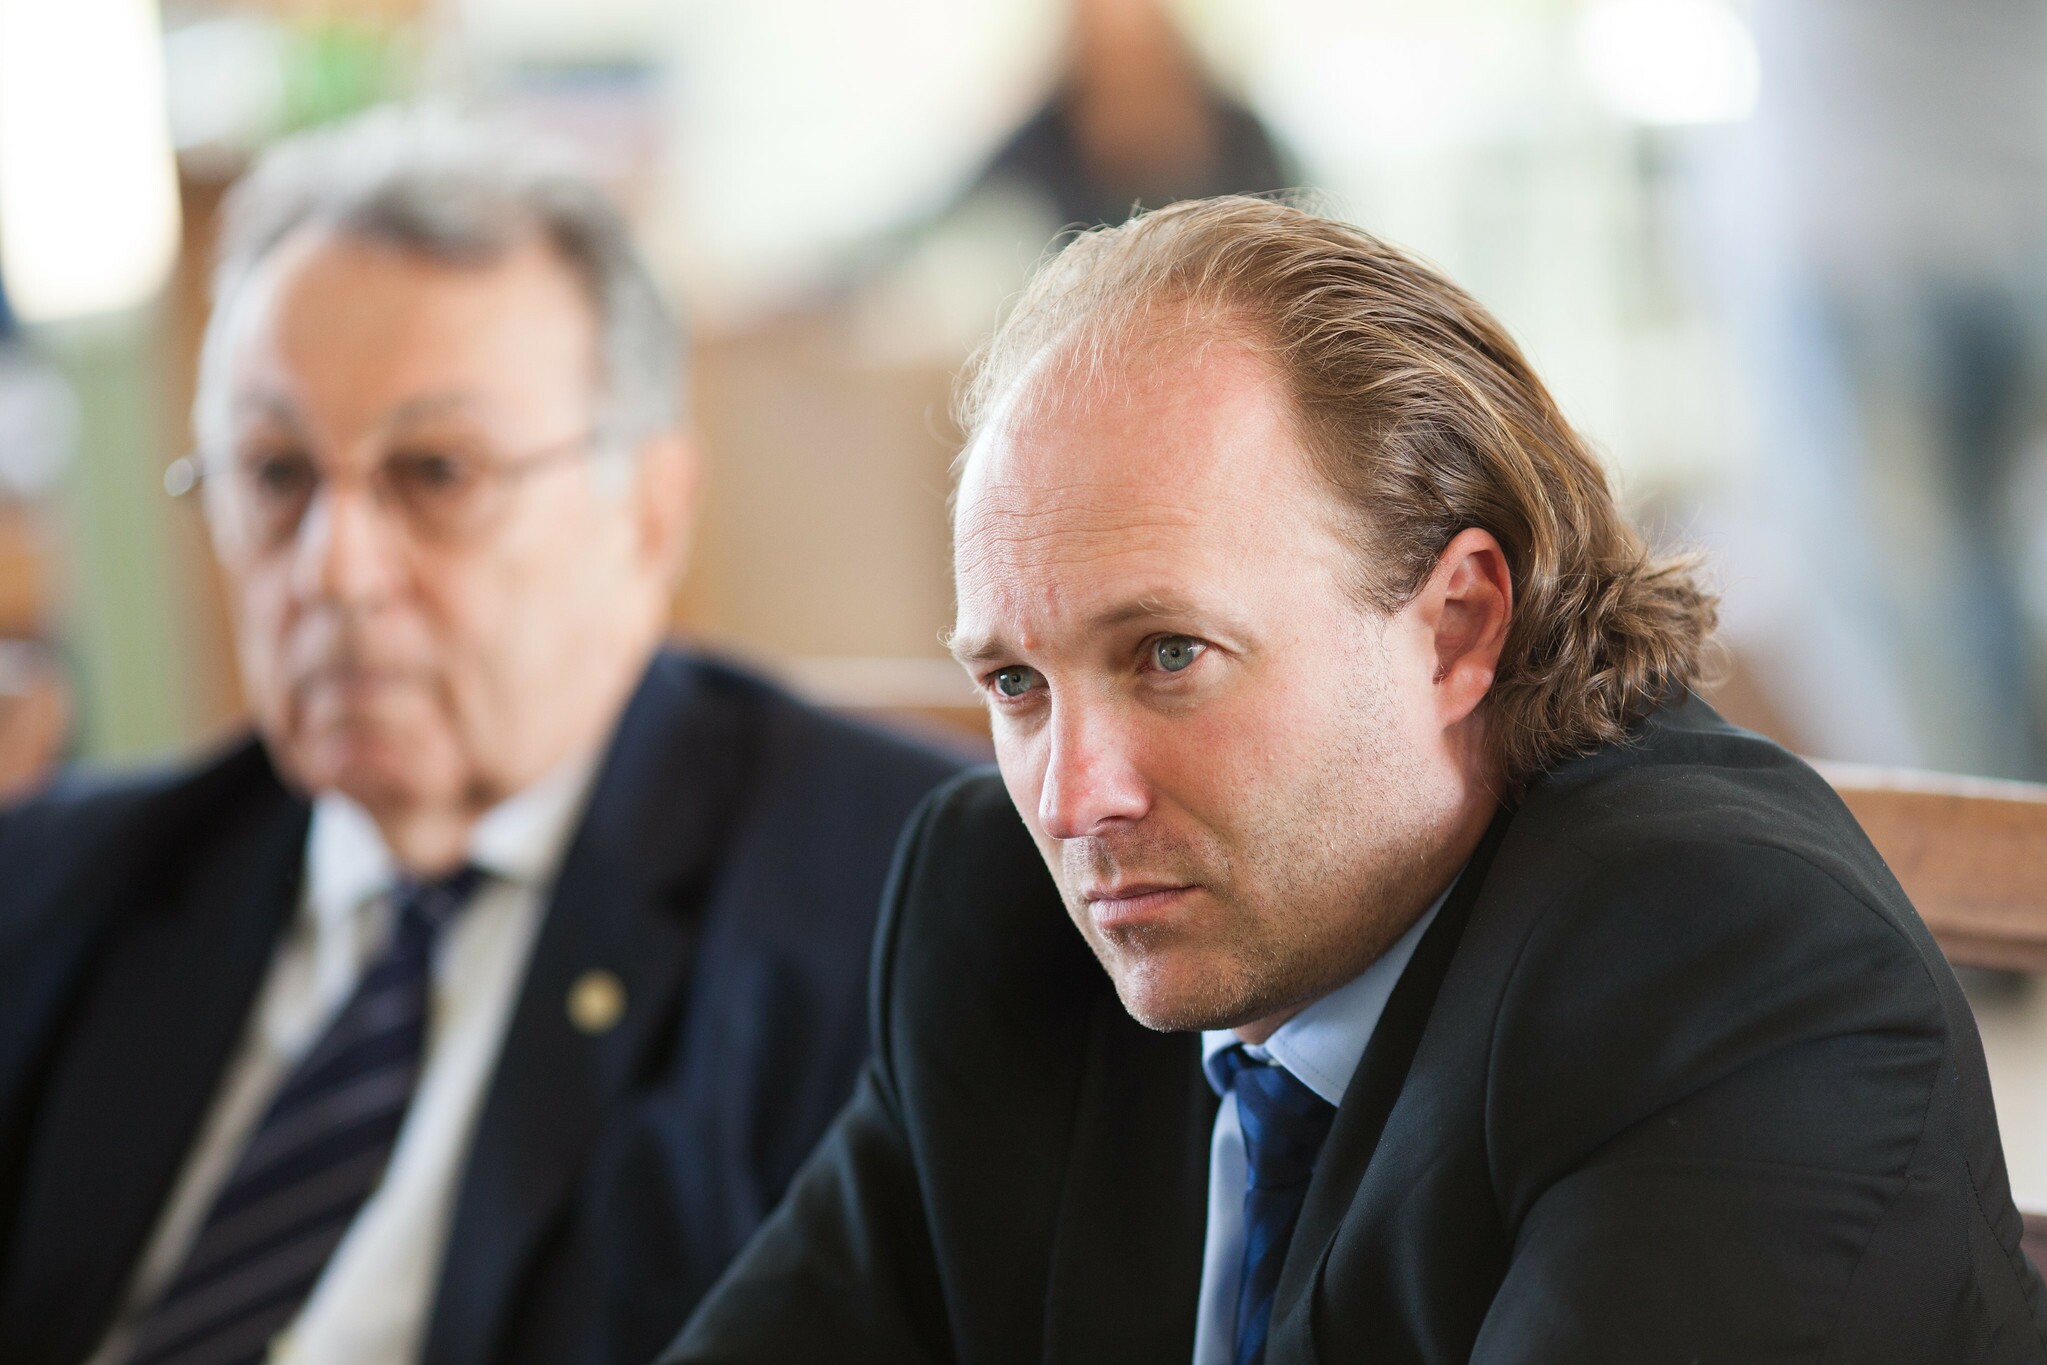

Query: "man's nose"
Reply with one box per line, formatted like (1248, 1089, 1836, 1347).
(1036, 699, 1150, 840)
(288, 480, 406, 606)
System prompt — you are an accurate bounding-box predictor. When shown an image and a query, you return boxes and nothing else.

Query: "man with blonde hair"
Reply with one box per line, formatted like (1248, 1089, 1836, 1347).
(671, 198, 2046, 1362)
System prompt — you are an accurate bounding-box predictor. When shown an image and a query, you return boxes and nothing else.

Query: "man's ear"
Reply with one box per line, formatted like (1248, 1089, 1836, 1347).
(1419, 527, 1513, 729)
(632, 430, 701, 583)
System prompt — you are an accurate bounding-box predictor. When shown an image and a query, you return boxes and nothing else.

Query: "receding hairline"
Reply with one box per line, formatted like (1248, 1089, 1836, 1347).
(944, 301, 1396, 713)
(954, 296, 1286, 488)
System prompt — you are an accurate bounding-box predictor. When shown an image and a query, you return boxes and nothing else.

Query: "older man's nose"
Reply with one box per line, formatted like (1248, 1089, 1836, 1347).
(1036, 702, 1150, 841)
(290, 482, 405, 605)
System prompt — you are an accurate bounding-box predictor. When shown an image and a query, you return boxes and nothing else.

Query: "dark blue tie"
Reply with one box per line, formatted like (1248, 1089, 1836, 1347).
(120, 866, 485, 1365)
(1214, 1046, 1337, 1365)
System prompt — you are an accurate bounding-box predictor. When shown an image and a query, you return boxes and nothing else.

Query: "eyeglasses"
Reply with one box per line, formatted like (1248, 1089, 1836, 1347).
(166, 429, 611, 550)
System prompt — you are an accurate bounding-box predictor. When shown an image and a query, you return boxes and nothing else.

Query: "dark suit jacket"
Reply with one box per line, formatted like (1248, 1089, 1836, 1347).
(671, 698, 2047, 1363)
(0, 649, 964, 1365)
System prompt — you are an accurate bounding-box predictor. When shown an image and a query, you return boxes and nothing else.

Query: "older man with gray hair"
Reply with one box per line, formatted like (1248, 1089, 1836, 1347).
(0, 105, 960, 1365)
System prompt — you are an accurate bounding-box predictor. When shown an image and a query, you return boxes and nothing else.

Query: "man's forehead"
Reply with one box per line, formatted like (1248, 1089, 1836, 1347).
(224, 386, 499, 434)
(211, 227, 597, 437)
(956, 338, 1314, 547)
(968, 337, 1281, 487)
(951, 336, 1353, 657)
(951, 478, 1215, 613)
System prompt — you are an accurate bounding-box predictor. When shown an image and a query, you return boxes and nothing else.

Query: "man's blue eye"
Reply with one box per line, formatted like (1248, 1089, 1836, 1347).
(1153, 637, 1204, 673)
(993, 667, 1039, 698)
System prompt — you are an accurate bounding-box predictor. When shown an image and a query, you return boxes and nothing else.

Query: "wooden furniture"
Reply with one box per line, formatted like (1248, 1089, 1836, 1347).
(1816, 762, 2047, 974)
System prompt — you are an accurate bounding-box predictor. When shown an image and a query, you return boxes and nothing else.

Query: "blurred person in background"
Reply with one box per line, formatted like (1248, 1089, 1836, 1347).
(1705, 0, 2047, 779)
(840, 0, 1293, 362)
(979, 0, 1290, 231)
(0, 106, 960, 1365)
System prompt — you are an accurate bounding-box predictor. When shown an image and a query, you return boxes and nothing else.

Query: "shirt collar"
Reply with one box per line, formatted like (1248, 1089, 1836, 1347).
(1201, 879, 1452, 1109)
(304, 748, 602, 935)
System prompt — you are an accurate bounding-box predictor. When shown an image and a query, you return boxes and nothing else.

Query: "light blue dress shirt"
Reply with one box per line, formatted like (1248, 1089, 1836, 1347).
(1189, 890, 1448, 1365)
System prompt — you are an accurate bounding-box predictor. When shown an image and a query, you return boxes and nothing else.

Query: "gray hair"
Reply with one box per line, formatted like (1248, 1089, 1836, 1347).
(195, 103, 683, 454)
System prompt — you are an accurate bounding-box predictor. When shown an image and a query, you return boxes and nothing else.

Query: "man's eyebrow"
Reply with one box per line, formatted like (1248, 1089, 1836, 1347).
(226, 391, 301, 427)
(381, 392, 492, 430)
(1091, 595, 1206, 630)
(945, 628, 1009, 667)
(227, 391, 489, 434)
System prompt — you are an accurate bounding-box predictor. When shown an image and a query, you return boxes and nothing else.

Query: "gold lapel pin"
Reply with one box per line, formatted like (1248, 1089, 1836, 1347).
(567, 969, 627, 1035)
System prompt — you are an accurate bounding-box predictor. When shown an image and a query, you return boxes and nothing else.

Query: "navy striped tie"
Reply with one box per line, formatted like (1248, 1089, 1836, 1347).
(1214, 1046, 1337, 1365)
(120, 866, 485, 1365)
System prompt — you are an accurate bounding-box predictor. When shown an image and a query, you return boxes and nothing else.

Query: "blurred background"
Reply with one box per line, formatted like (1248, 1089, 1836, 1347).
(3, 0, 2047, 1178)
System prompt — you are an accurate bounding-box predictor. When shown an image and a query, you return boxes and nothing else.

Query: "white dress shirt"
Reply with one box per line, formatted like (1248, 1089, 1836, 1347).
(1189, 890, 1447, 1365)
(87, 753, 598, 1365)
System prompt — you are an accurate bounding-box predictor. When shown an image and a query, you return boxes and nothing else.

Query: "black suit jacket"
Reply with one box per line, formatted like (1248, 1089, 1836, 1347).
(671, 698, 2047, 1363)
(0, 649, 964, 1365)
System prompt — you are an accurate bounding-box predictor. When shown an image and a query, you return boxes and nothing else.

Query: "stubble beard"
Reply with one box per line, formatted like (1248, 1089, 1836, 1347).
(1060, 826, 1288, 1032)
(1059, 671, 1447, 1035)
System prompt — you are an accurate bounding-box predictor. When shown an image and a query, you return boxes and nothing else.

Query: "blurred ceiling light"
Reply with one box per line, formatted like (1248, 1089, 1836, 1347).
(1577, 0, 1759, 127)
(662, 0, 1059, 324)
(0, 0, 183, 323)
(1253, 25, 1487, 162)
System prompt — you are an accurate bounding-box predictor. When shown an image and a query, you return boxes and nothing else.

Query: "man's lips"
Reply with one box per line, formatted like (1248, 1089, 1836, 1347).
(1083, 883, 1197, 931)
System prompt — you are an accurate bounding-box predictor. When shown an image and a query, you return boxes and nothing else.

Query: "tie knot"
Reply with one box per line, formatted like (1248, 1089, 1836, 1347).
(1219, 1047, 1336, 1191)
(389, 863, 486, 939)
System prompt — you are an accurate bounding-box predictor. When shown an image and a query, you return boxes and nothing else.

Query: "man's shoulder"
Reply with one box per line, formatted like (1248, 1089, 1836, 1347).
(898, 766, 1027, 846)
(1473, 697, 1953, 1084)
(609, 651, 976, 944)
(887, 767, 1043, 908)
(872, 766, 1089, 1028)
(647, 648, 970, 800)
(1509, 696, 1899, 917)
(0, 736, 287, 939)
(1, 734, 281, 856)
(1467, 701, 1986, 1229)
(1474, 698, 1954, 1107)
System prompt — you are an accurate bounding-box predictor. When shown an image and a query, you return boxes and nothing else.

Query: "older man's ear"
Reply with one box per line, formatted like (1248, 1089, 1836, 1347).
(634, 430, 702, 586)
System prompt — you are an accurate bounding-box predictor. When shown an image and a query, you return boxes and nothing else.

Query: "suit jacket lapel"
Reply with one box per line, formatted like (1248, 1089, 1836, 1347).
(1041, 988, 1215, 1365)
(0, 744, 305, 1365)
(1267, 806, 1515, 1361)
(425, 656, 751, 1365)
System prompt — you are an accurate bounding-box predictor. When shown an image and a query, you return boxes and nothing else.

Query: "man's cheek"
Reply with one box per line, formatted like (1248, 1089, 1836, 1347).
(235, 625, 291, 734)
